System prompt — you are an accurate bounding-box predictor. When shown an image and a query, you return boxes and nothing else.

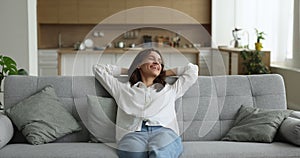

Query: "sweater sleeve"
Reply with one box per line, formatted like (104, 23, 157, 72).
(92, 64, 123, 97)
(171, 63, 199, 99)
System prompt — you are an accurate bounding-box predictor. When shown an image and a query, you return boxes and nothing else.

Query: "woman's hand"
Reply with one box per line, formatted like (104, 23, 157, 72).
(165, 69, 177, 77)
(121, 68, 128, 75)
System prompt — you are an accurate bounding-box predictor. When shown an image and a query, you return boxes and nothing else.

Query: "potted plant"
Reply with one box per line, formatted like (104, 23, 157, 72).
(255, 29, 266, 51)
(0, 54, 28, 92)
(241, 50, 271, 75)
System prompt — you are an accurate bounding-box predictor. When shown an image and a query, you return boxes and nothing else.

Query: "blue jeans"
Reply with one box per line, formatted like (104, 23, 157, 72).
(117, 122, 183, 158)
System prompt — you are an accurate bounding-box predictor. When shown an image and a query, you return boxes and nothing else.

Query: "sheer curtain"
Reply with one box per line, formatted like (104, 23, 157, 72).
(234, 0, 293, 62)
(293, 0, 300, 65)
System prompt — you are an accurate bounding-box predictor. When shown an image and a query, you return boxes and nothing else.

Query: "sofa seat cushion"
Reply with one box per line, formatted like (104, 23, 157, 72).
(181, 141, 300, 158)
(0, 143, 118, 158)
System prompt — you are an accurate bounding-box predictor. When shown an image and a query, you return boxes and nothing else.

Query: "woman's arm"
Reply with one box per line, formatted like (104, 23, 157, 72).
(170, 63, 199, 99)
(93, 64, 126, 96)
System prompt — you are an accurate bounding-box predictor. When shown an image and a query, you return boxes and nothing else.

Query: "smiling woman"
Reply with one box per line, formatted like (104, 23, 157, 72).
(128, 49, 166, 87)
(92, 48, 198, 158)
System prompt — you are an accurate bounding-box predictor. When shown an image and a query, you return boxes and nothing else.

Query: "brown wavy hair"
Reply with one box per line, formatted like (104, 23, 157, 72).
(128, 48, 166, 87)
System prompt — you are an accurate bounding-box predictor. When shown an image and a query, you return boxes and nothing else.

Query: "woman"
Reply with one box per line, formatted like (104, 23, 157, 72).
(93, 48, 198, 158)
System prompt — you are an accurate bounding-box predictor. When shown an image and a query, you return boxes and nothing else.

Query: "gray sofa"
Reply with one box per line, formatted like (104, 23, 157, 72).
(0, 74, 300, 158)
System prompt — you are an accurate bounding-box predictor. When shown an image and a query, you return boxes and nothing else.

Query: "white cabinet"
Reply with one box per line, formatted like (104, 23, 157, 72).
(198, 48, 230, 76)
(38, 49, 58, 76)
(162, 53, 197, 69)
(58, 49, 239, 76)
(60, 53, 120, 76)
(59, 51, 199, 76)
(115, 53, 137, 68)
(199, 49, 212, 76)
(60, 52, 140, 76)
(211, 49, 229, 75)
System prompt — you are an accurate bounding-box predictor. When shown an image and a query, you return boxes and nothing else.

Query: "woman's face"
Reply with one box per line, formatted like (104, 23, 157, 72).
(139, 51, 163, 78)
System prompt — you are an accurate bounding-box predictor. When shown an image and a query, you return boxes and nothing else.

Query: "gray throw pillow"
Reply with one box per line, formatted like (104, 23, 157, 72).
(222, 105, 292, 143)
(6, 86, 81, 145)
(0, 113, 14, 149)
(277, 111, 300, 146)
(86, 95, 117, 143)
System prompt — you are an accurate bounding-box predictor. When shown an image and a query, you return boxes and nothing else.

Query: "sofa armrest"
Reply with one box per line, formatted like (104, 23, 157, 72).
(0, 112, 14, 149)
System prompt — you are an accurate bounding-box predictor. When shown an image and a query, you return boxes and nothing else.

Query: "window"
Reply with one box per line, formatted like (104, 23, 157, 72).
(212, 0, 294, 62)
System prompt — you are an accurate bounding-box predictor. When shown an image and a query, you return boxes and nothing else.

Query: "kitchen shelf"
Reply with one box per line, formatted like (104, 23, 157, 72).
(57, 47, 201, 54)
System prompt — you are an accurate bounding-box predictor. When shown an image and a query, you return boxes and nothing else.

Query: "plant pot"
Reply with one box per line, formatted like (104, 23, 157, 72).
(255, 42, 263, 51)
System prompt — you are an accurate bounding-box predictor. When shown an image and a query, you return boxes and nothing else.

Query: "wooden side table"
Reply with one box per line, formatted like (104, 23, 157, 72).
(218, 48, 270, 75)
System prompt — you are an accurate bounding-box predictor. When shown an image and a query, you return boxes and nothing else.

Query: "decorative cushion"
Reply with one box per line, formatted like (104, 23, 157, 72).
(86, 95, 117, 143)
(222, 105, 292, 143)
(0, 113, 13, 149)
(290, 111, 300, 119)
(277, 111, 300, 146)
(6, 86, 81, 145)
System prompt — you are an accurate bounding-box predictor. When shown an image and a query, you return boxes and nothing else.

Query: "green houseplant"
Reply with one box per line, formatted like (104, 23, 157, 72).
(0, 54, 28, 92)
(241, 50, 271, 75)
(255, 29, 266, 51)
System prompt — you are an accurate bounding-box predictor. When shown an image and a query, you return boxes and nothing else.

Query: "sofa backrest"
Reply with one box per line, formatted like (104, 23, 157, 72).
(4, 74, 287, 143)
(179, 74, 287, 141)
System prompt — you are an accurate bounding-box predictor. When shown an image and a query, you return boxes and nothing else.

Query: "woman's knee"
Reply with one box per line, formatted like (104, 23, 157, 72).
(148, 137, 183, 158)
(149, 128, 181, 149)
(117, 132, 148, 152)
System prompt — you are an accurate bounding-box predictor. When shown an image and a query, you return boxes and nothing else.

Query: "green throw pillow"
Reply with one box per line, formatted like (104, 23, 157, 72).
(6, 86, 81, 145)
(222, 105, 292, 143)
(86, 95, 117, 143)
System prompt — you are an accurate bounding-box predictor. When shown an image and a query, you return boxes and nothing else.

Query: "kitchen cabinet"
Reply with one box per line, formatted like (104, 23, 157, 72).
(37, 0, 211, 24)
(190, 0, 211, 24)
(58, 0, 78, 23)
(37, 0, 59, 23)
(212, 50, 230, 75)
(38, 0, 77, 24)
(59, 51, 116, 76)
(198, 48, 229, 76)
(123, 0, 210, 24)
(38, 49, 58, 76)
(124, 0, 144, 24)
(78, 0, 109, 24)
(107, 0, 126, 24)
(60, 53, 90, 76)
(199, 48, 212, 76)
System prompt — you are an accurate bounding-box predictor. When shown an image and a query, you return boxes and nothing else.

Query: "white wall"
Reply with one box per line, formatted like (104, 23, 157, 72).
(0, 0, 37, 75)
(271, 67, 300, 110)
(211, 0, 235, 48)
